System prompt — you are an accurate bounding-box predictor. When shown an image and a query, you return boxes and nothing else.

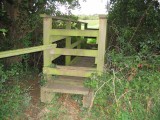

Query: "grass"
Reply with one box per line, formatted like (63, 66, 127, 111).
(79, 19, 99, 44)
(79, 20, 99, 28)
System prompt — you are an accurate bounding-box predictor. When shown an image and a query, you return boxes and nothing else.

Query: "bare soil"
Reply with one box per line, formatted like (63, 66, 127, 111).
(21, 74, 82, 120)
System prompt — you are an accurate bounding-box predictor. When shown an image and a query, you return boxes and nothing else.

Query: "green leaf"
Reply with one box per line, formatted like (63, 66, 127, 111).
(0, 29, 7, 33)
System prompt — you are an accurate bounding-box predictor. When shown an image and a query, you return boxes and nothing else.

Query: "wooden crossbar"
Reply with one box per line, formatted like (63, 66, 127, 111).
(51, 36, 69, 42)
(0, 44, 56, 59)
(50, 48, 98, 57)
(71, 40, 83, 48)
(49, 29, 99, 37)
(43, 66, 95, 77)
(40, 14, 87, 24)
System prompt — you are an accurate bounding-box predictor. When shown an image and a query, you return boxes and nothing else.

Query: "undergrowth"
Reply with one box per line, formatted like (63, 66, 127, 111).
(39, 51, 160, 120)
(84, 51, 160, 120)
(0, 63, 32, 119)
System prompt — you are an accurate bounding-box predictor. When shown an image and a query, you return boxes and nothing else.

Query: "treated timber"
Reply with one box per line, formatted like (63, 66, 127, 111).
(40, 14, 87, 24)
(51, 36, 68, 42)
(43, 66, 96, 77)
(43, 17, 52, 67)
(51, 54, 61, 61)
(41, 77, 90, 95)
(50, 40, 83, 61)
(71, 40, 82, 48)
(51, 48, 98, 57)
(49, 29, 99, 37)
(65, 21, 72, 65)
(0, 44, 56, 58)
(97, 15, 107, 72)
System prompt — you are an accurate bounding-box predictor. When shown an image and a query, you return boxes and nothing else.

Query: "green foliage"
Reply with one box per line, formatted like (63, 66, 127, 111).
(84, 51, 160, 120)
(39, 73, 48, 86)
(44, 95, 68, 119)
(108, 0, 160, 54)
(0, 63, 31, 119)
(87, 38, 96, 44)
(80, 20, 99, 28)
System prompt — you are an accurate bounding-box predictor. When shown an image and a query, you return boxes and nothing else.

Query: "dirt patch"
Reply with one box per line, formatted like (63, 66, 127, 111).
(21, 74, 82, 120)
(21, 74, 43, 119)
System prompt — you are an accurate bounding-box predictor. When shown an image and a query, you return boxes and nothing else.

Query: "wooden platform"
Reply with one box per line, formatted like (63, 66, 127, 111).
(41, 76, 89, 95)
(41, 57, 95, 107)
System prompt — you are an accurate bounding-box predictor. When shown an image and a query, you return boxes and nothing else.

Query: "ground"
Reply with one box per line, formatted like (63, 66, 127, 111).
(22, 73, 84, 120)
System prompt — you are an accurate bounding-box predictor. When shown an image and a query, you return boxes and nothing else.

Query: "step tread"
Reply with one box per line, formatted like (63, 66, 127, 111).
(41, 76, 91, 95)
(43, 66, 96, 77)
(54, 65, 95, 70)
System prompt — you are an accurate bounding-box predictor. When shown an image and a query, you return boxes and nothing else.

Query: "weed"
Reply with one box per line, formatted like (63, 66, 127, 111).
(83, 51, 160, 120)
(0, 63, 31, 119)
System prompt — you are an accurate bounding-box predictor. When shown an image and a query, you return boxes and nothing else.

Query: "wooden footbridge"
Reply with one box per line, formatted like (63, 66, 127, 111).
(0, 14, 107, 107)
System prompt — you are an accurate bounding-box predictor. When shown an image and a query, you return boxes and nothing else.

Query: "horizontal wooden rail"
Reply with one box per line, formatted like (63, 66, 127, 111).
(86, 28, 99, 30)
(51, 36, 68, 42)
(71, 40, 83, 48)
(51, 39, 83, 61)
(43, 66, 96, 77)
(49, 29, 99, 37)
(50, 48, 98, 57)
(0, 44, 56, 59)
(51, 54, 61, 61)
(40, 14, 87, 24)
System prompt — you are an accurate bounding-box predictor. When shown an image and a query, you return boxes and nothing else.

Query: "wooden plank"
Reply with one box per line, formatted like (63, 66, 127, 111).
(40, 14, 87, 24)
(0, 44, 56, 59)
(57, 65, 95, 71)
(51, 54, 61, 61)
(77, 23, 82, 49)
(51, 36, 68, 42)
(49, 29, 99, 37)
(87, 28, 99, 30)
(51, 48, 98, 57)
(71, 40, 82, 48)
(43, 16, 53, 81)
(41, 76, 90, 95)
(97, 15, 107, 72)
(43, 17, 52, 67)
(48, 76, 85, 87)
(65, 21, 72, 65)
(51, 40, 83, 61)
(43, 66, 96, 77)
(83, 91, 94, 107)
(41, 82, 90, 95)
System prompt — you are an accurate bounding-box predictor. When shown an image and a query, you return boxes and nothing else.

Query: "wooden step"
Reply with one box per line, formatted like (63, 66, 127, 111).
(41, 76, 94, 107)
(41, 76, 89, 95)
(43, 66, 96, 77)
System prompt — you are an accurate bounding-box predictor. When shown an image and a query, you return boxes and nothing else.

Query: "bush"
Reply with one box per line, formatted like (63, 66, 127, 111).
(0, 63, 31, 119)
(84, 52, 160, 120)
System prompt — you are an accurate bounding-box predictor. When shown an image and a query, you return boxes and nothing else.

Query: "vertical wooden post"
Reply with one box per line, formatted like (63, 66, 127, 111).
(97, 15, 107, 73)
(84, 23, 88, 45)
(77, 22, 82, 49)
(65, 21, 71, 65)
(84, 23, 88, 30)
(43, 16, 52, 78)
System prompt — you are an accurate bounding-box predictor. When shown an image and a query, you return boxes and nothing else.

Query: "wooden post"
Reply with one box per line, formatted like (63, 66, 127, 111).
(84, 23, 88, 46)
(42, 16, 52, 79)
(65, 21, 71, 65)
(83, 91, 94, 107)
(84, 23, 88, 30)
(77, 22, 82, 49)
(97, 15, 107, 73)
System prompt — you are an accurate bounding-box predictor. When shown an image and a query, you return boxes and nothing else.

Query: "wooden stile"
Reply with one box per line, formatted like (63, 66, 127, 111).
(0, 14, 108, 108)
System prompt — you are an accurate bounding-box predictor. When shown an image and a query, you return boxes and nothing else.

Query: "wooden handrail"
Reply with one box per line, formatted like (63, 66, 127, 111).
(40, 14, 87, 24)
(0, 44, 57, 59)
